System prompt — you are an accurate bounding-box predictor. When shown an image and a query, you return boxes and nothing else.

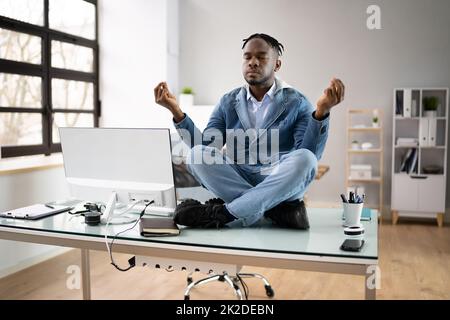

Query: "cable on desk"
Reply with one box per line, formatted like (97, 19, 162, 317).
(105, 200, 154, 272)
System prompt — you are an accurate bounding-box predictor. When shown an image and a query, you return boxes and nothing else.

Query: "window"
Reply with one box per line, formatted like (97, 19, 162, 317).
(0, 0, 99, 158)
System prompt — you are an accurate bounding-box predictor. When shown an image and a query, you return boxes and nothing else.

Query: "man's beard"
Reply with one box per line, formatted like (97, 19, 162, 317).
(245, 74, 271, 86)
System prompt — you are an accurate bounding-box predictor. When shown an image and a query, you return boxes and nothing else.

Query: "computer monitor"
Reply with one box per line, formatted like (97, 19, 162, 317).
(59, 128, 177, 223)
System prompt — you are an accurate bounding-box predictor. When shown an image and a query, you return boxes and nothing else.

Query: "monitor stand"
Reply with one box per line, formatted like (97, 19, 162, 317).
(101, 190, 176, 223)
(100, 192, 134, 224)
(101, 192, 118, 224)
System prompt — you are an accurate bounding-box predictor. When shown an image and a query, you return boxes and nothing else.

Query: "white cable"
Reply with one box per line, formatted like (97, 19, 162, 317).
(105, 200, 154, 270)
(114, 200, 145, 216)
(104, 220, 112, 259)
(102, 200, 145, 225)
(104, 200, 151, 260)
(104, 202, 114, 259)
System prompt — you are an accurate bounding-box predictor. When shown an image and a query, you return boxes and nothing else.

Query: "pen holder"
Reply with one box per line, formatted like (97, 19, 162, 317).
(342, 202, 363, 227)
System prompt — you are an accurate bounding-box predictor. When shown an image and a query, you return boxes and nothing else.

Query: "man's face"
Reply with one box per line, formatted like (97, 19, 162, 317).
(242, 38, 280, 86)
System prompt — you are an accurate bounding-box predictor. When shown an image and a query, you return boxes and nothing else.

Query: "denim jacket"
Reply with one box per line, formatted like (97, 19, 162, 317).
(174, 78, 330, 169)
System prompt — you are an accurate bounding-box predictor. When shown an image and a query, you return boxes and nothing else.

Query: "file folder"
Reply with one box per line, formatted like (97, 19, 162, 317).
(419, 118, 429, 146)
(403, 89, 412, 118)
(428, 117, 437, 146)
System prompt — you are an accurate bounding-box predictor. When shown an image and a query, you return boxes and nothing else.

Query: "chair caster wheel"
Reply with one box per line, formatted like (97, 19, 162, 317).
(265, 285, 274, 298)
(184, 295, 190, 300)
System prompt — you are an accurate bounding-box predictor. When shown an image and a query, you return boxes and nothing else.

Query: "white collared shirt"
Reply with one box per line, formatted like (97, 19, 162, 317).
(245, 81, 276, 128)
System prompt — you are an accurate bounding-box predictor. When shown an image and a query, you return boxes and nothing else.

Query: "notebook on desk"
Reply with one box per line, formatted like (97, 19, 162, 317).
(0, 204, 73, 220)
(139, 217, 180, 237)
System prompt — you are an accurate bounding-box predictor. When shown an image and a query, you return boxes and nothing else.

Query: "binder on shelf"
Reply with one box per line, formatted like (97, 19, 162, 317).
(408, 149, 418, 174)
(419, 118, 429, 146)
(399, 148, 419, 173)
(428, 118, 437, 146)
(403, 89, 412, 118)
(411, 99, 418, 117)
(396, 90, 403, 115)
(399, 148, 413, 172)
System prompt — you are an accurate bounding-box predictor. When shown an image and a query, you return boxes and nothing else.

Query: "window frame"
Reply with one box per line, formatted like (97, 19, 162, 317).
(0, 0, 100, 158)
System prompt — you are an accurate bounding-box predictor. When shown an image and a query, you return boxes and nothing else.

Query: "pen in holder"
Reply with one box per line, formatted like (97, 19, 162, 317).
(342, 202, 364, 227)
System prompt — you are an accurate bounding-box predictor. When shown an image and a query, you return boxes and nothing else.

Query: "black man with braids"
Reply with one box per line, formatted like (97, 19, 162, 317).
(154, 33, 345, 229)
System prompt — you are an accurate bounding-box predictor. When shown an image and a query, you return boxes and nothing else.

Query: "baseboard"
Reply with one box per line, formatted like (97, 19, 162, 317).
(384, 205, 450, 224)
(0, 247, 72, 279)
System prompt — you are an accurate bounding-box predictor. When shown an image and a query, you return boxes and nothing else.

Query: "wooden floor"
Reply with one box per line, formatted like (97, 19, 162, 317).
(0, 221, 449, 300)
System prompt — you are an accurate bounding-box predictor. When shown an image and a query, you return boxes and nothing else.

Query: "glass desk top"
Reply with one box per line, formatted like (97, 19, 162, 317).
(0, 207, 378, 260)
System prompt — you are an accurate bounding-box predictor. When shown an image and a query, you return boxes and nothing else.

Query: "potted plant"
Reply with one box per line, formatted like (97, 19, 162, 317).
(372, 116, 379, 127)
(179, 87, 194, 108)
(371, 109, 379, 127)
(422, 96, 438, 117)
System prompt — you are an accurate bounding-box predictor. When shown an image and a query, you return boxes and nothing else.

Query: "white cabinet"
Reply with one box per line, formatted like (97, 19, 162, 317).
(392, 174, 445, 213)
(391, 174, 419, 211)
(417, 175, 446, 212)
(391, 88, 448, 227)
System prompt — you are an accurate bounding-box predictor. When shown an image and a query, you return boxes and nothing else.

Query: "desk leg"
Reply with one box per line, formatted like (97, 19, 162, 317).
(364, 273, 376, 300)
(81, 249, 91, 300)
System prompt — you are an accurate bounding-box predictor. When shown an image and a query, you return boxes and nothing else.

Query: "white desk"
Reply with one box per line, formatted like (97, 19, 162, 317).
(0, 206, 378, 300)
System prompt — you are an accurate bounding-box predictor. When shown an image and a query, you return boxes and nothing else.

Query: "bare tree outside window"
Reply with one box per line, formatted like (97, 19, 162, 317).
(0, 0, 44, 26)
(0, 0, 99, 158)
(0, 74, 42, 146)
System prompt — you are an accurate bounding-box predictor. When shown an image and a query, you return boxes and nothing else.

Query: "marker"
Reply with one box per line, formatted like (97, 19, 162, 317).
(45, 204, 55, 209)
(349, 191, 354, 203)
(340, 194, 348, 203)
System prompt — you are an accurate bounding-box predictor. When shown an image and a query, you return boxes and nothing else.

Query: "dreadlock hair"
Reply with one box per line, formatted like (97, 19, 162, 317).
(242, 33, 285, 56)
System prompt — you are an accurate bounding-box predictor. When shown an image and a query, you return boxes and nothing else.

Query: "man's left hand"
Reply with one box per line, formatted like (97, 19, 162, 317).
(315, 78, 345, 119)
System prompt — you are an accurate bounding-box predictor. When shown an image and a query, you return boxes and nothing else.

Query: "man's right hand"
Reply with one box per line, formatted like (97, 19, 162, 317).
(154, 82, 185, 122)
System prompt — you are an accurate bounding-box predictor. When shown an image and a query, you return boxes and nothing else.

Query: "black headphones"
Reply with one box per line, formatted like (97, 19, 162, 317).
(69, 202, 104, 226)
(85, 211, 102, 226)
(83, 202, 103, 225)
(83, 202, 104, 213)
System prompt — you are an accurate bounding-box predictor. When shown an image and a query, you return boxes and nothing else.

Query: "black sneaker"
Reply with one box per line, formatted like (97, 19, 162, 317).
(264, 200, 310, 229)
(174, 198, 230, 229)
(204, 198, 225, 205)
(176, 198, 202, 210)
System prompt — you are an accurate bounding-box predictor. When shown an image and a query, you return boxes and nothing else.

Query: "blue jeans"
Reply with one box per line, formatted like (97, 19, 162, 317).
(186, 145, 318, 227)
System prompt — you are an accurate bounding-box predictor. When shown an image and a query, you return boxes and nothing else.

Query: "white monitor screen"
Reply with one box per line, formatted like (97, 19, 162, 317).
(60, 128, 173, 183)
(59, 128, 176, 210)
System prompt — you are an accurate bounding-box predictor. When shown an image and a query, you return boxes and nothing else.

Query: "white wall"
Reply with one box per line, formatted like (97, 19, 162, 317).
(0, 167, 70, 278)
(178, 0, 450, 216)
(167, 0, 180, 95)
(99, 0, 175, 129)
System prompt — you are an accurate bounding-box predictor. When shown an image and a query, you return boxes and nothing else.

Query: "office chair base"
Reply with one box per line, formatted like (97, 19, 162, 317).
(184, 272, 244, 300)
(184, 272, 274, 300)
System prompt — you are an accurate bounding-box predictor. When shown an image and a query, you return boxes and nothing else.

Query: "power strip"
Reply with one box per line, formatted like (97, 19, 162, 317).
(135, 256, 242, 274)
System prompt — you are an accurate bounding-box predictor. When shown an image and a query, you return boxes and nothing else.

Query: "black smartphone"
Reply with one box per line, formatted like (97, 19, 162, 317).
(340, 239, 365, 252)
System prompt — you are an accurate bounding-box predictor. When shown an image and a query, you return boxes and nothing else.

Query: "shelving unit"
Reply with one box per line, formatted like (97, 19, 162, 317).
(391, 88, 448, 227)
(346, 109, 384, 222)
